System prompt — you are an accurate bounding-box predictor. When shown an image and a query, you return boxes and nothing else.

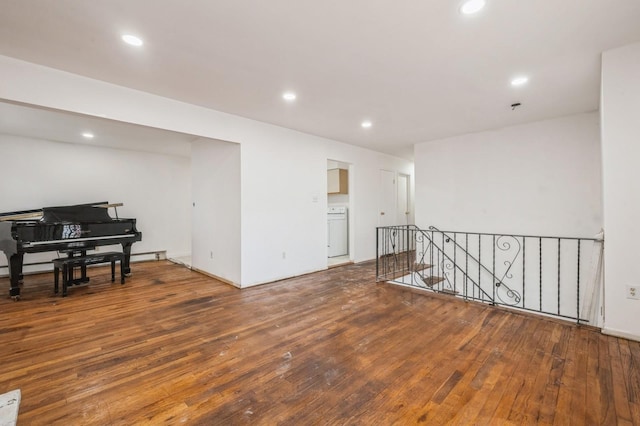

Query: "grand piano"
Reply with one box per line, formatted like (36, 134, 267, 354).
(0, 201, 142, 299)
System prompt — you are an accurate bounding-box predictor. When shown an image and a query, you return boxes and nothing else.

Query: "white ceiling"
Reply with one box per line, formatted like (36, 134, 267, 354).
(1, 0, 640, 159)
(0, 101, 197, 157)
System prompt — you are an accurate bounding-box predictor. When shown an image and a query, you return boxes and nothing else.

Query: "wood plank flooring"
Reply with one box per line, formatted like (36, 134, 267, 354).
(0, 260, 638, 425)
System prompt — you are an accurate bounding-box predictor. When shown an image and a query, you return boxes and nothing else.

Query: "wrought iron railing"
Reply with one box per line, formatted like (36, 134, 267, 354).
(376, 225, 604, 324)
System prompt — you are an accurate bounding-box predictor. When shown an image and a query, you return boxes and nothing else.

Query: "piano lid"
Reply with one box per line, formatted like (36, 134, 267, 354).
(40, 201, 112, 223)
(0, 201, 127, 223)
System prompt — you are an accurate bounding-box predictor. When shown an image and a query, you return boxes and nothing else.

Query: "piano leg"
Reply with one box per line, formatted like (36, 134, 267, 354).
(8, 253, 24, 300)
(122, 242, 133, 276)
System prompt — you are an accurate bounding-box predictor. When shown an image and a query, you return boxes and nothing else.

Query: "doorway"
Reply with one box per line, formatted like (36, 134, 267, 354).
(379, 170, 411, 226)
(379, 170, 412, 254)
(327, 160, 352, 267)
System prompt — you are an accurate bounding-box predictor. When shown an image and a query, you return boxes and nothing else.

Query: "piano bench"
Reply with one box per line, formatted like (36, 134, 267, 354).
(53, 252, 125, 297)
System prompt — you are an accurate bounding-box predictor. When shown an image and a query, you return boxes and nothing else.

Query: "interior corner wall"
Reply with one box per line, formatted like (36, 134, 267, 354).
(414, 112, 603, 238)
(0, 133, 191, 273)
(191, 138, 241, 285)
(601, 41, 640, 341)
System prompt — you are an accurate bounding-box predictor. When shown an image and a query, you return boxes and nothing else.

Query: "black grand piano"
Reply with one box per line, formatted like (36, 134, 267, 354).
(0, 201, 142, 299)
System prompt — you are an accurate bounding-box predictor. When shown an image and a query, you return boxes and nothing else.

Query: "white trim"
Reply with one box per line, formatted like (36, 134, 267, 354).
(191, 266, 241, 288)
(601, 327, 640, 342)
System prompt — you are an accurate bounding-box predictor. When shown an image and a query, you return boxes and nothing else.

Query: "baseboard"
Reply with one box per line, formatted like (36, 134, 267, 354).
(601, 327, 640, 342)
(190, 267, 240, 288)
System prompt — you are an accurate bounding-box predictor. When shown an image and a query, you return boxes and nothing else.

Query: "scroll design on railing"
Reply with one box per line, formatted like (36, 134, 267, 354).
(428, 226, 522, 306)
(441, 258, 457, 293)
(494, 236, 522, 306)
(415, 231, 428, 266)
(388, 228, 398, 253)
(381, 228, 399, 276)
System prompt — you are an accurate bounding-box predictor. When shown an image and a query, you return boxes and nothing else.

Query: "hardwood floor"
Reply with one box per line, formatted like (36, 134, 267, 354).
(0, 260, 638, 425)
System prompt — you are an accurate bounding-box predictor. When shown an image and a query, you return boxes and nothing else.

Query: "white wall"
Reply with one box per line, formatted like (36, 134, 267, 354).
(0, 55, 413, 287)
(191, 138, 241, 285)
(240, 129, 327, 285)
(0, 133, 191, 272)
(414, 112, 603, 238)
(601, 41, 640, 341)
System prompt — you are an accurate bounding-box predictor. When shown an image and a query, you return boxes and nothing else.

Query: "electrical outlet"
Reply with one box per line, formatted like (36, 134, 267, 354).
(282, 252, 286, 259)
(627, 285, 640, 300)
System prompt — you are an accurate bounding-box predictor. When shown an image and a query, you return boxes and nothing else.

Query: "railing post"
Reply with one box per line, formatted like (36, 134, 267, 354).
(539, 237, 542, 313)
(453, 232, 457, 293)
(522, 237, 526, 309)
(478, 235, 482, 302)
(430, 229, 434, 280)
(557, 238, 561, 316)
(492, 234, 496, 304)
(406, 225, 411, 272)
(464, 234, 469, 300)
(577, 239, 581, 324)
(375, 227, 379, 281)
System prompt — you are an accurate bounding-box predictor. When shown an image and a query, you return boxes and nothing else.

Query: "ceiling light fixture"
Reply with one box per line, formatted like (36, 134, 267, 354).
(82, 132, 94, 139)
(511, 76, 529, 86)
(361, 121, 372, 129)
(122, 34, 143, 47)
(460, 0, 486, 15)
(282, 92, 297, 101)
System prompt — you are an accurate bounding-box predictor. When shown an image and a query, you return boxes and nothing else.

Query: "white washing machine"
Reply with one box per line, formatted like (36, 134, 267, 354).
(328, 206, 348, 257)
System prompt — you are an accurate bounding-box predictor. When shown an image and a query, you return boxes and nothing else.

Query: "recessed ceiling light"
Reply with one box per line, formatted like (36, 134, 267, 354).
(282, 92, 297, 101)
(511, 76, 529, 86)
(460, 0, 486, 14)
(82, 132, 94, 139)
(122, 34, 143, 47)
(361, 121, 372, 129)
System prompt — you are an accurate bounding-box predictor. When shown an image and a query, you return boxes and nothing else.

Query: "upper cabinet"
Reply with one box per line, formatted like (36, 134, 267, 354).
(328, 168, 348, 194)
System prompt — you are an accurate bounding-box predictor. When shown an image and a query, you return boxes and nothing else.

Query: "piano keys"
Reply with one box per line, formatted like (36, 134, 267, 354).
(0, 201, 142, 299)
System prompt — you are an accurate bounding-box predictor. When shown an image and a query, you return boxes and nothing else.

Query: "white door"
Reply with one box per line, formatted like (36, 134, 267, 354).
(379, 170, 397, 227)
(397, 174, 414, 253)
(397, 174, 409, 225)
